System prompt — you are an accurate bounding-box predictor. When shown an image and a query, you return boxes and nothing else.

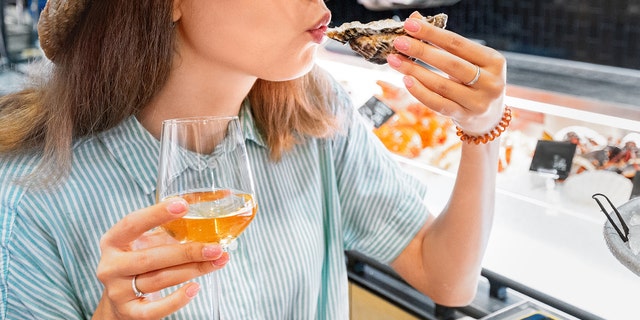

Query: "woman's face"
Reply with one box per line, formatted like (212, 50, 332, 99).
(174, 0, 331, 81)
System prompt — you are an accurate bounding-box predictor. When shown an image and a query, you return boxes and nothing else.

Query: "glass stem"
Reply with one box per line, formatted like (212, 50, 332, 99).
(208, 271, 221, 320)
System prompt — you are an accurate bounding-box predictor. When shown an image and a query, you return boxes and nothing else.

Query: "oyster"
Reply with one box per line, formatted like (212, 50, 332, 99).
(326, 13, 448, 65)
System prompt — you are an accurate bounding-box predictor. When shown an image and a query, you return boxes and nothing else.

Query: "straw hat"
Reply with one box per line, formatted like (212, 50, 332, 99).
(37, 0, 90, 62)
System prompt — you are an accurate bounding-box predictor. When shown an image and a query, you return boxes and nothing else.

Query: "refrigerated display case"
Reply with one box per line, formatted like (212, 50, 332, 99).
(317, 44, 640, 320)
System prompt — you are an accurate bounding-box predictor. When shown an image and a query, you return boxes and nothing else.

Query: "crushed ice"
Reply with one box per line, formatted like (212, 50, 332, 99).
(629, 212, 640, 255)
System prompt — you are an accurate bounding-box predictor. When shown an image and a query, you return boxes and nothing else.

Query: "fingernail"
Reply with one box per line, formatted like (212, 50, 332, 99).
(387, 54, 402, 68)
(410, 11, 424, 19)
(167, 198, 188, 214)
(403, 76, 415, 88)
(404, 19, 420, 33)
(186, 283, 200, 298)
(202, 245, 222, 259)
(212, 252, 230, 266)
(393, 36, 410, 51)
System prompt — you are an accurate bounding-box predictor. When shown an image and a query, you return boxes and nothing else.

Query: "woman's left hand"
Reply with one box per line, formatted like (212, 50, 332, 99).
(387, 11, 506, 135)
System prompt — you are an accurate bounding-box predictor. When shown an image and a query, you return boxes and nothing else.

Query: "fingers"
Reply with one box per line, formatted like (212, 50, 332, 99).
(119, 283, 201, 320)
(97, 247, 229, 320)
(391, 34, 503, 92)
(116, 256, 227, 303)
(130, 250, 229, 296)
(397, 72, 462, 118)
(386, 12, 506, 119)
(96, 198, 235, 318)
(132, 228, 179, 250)
(396, 12, 506, 88)
(387, 52, 487, 115)
(402, 11, 479, 84)
(97, 243, 229, 300)
(101, 198, 189, 249)
(404, 13, 498, 67)
(127, 242, 229, 276)
(387, 54, 460, 109)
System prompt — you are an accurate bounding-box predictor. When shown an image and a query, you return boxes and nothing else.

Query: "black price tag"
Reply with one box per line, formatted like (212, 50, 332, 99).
(529, 140, 577, 180)
(358, 96, 395, 128)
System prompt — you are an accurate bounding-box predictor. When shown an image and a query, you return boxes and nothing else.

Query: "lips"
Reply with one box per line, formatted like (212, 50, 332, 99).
(312, 12, 332, 31)
(307, 12, 332, 44)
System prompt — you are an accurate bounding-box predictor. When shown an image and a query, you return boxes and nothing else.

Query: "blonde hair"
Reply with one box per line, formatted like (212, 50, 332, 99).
(0, 0, 338, 182)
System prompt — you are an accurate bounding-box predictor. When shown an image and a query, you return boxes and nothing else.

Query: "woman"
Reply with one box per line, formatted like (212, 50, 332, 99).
(0, 0, 507, 319)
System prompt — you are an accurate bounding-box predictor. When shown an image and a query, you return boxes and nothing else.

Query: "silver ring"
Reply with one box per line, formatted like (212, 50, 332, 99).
(465, 64, 481, 86)
(132, 275, 147, 298)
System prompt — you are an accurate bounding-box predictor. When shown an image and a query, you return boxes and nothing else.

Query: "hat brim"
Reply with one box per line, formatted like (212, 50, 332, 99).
(38, 0, 90, 61)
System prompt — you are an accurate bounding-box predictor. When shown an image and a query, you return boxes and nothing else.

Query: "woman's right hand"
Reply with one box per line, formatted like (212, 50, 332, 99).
(93, 198, 229, 320)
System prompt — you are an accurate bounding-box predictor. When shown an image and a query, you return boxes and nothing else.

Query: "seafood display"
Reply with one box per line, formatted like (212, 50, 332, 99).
(368, 80, 452, 158)
(554, 128, 640, 179)
(365, 80, 520, 173)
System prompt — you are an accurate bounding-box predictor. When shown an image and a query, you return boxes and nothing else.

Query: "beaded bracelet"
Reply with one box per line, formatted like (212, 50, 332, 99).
(455, 106, 512, 144)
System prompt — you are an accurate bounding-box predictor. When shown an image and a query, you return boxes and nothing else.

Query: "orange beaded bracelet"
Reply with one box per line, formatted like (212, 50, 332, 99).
(455, 106, 512, 144)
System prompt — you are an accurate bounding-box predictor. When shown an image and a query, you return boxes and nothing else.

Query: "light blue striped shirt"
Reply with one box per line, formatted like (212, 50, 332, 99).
(0, 83, 430, 319)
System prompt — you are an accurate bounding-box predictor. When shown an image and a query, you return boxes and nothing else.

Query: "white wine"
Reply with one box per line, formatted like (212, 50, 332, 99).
(161, 189, 257, 244)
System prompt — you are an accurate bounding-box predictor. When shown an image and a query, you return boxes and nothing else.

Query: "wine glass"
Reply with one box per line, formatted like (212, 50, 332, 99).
(156, 116, 257, 319)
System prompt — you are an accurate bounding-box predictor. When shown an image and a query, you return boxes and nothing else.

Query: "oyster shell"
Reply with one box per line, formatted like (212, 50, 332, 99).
(326, 13, 448, 65)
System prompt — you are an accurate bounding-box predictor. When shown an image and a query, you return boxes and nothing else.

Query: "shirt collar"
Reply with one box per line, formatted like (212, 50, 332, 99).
(97, 100, 266, 195)
(239, 98, 267, 148)
(97, 116, 160, 195)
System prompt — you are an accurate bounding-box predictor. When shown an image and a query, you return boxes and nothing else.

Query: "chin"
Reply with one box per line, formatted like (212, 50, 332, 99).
(262, 46, 317, 81)
(284, 62, 315, 81)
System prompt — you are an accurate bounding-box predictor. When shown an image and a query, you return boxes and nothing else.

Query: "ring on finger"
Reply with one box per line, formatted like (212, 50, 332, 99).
(132, 275, 148, 298)
(464, 64, 481, 86)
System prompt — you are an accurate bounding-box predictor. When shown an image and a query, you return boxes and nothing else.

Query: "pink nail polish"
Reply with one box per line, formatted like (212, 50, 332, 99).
(387, 54, 402, 68)
(167, 199, 188, 214)
(202, 245, 222, 259)
(403, 76, 415, 88)
(186, 283, 200, 298)
(393, 37, 410, 51)
(404, 19, 420, 32)
(213, 253, 230, 266)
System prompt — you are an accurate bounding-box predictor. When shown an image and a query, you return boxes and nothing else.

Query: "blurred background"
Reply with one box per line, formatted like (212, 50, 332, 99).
(328, 0, 640, 69)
